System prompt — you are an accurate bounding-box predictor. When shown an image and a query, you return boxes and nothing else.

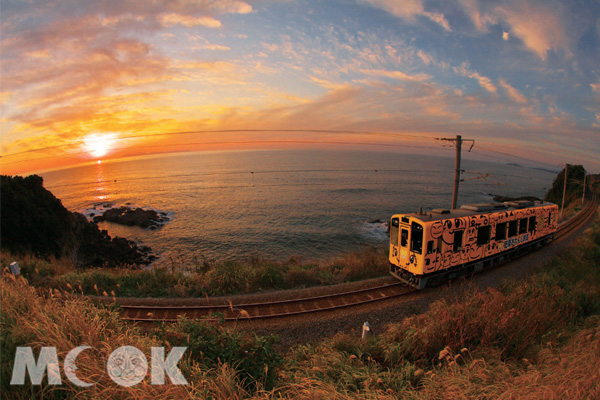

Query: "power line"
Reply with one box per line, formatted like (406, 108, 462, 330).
(0, 129, 430, 159)
(2, 139, 451, 166)
(471, 145, 560, 170)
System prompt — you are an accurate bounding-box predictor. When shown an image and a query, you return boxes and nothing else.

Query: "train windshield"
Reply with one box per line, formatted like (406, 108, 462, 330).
(390, 217, 399, 246)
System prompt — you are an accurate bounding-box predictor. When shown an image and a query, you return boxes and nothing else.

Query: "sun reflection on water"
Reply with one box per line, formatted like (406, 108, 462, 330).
(94, 162, 108, 202)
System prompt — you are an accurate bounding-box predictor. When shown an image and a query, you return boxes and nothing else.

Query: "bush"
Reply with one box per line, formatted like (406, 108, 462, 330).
(156, 318, 282, 390)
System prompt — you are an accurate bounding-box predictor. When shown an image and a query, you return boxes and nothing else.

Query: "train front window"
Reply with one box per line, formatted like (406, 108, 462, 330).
(390, 218, 399, 246)
(401, 229, 408, 247)
(411, 222, 423, 254)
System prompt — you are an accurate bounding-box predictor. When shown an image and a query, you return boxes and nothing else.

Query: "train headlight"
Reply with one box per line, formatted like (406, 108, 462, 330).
(410, 255, 415, 263)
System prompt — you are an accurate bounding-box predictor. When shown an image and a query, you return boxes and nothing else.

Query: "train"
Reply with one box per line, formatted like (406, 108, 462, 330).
(389, 200, 559, 289)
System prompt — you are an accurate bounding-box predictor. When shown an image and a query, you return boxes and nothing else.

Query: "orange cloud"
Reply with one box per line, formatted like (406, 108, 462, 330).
(363, 0, 451, 31)
(459, 0, 572, 59)
(160, 13, 221, 28)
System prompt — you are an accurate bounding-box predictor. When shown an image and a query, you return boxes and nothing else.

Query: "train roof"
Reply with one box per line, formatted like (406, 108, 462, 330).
(396, 201, 556, 223)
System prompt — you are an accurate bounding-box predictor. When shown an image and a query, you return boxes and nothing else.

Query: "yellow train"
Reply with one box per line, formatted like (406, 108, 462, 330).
(389, 201, 559, 289)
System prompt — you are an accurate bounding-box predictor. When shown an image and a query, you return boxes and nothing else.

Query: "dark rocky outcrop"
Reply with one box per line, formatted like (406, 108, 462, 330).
(1, 174, 155, 268)
(93, 206, 169, 230)
(71, 212, 156, 267)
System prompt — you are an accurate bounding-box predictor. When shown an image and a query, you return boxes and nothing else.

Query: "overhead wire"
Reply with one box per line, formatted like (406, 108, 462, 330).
(0, 129, 431, 159)
(1, 137, 452, 166)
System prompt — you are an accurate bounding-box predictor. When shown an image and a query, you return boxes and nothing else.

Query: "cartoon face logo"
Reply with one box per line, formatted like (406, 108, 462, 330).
(466, 227, 477, 244)
(431, 221, 444, 238)
(107, 346, 148, 387)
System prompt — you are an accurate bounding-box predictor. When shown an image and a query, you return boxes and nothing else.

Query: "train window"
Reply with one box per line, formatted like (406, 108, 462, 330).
(437, 237, 444, 253)
(548, 212, 554, 226)
(495, 222, 507, 241)
(453, 230, 463, 252)
(519, 218, 528, 234)
(427, 240, 434, 254)
(411, 222, 423, 254)
(390, 218, 399, 246)
(477, 225, 491, 246)
(528, 216, 536, 232)
(401, 229, 408, 247)
(508, 220, 518, 237)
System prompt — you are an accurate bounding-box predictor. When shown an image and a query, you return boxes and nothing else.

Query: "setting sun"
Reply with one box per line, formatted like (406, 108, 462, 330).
(83, 133, 116, 158)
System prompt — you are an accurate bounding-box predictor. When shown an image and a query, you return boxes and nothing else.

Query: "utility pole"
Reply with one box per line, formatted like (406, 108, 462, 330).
(561, 163, 568, 219)
(436, 135, 475, 209)
(582, 169, 586, 207)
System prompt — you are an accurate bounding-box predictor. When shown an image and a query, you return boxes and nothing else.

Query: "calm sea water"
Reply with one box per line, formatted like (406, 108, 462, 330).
(41, 150, 556, 266)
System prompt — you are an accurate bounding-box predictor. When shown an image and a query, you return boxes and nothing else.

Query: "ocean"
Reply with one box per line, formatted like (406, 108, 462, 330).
(40, 150, 556, 266)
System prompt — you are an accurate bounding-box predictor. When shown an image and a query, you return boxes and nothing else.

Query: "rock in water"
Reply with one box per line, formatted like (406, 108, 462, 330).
(93, 206, 168, 229)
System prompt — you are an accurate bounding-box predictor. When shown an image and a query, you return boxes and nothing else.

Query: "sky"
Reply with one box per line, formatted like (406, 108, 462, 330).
(1, 0, 599, 175)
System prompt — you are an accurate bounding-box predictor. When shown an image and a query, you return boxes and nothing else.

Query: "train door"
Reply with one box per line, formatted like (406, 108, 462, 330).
(399, 220, 411, 267)
(389, 216, 411, 268)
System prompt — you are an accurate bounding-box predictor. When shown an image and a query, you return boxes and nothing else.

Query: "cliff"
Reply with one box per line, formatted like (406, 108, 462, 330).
(1, 175, 154, 268)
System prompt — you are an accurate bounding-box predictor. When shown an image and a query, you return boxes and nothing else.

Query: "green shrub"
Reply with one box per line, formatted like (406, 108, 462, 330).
(156, 317, 281, 390)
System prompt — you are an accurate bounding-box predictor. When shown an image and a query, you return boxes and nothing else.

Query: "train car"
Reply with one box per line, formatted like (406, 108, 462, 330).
(389, 200, 558, 289)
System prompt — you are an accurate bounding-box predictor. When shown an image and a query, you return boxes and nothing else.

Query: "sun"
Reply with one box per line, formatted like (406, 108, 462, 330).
(83, 133, 116, 158)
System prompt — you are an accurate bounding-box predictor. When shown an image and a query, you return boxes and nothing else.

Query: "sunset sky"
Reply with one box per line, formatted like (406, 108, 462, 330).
(1, 0, 599, 175)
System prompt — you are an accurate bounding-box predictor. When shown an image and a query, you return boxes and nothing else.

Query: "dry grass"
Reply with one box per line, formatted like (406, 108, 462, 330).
(0, 273, 195, 399)
(2, 211, 599, 399)
(3, 246, 389, 298)
(405, 317, 600, 399)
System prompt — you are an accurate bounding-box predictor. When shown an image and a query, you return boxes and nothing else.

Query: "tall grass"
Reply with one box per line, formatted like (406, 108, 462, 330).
(0, 273, 195, 399)
(2, 212, 599, 399)
(0, 273, 281, 399)
(273, 213, 600, 399)
(2, 246, 389, 298)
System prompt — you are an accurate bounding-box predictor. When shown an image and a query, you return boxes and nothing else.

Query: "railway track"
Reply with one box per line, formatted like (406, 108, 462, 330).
(119, 281, 414, 323)
(118, 194, 597, 324)
(555, 192, 598, 240)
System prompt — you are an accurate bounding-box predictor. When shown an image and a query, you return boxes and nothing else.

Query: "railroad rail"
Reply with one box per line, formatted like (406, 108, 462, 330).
(555, 192, 598, 240)
(118, 194, 597, 324)
(118, 281, 413, 323)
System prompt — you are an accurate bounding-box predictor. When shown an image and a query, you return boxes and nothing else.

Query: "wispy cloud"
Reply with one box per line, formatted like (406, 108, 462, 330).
(499, 79, 527, 104)
(455, 64, 497, 93)
(362, 0, 452, 31)
(359, 69, 431, 82)
(160, 13, 222, 28)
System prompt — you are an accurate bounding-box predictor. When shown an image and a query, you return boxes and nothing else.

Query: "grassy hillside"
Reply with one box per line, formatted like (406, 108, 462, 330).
(2, 209, 599, 399)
